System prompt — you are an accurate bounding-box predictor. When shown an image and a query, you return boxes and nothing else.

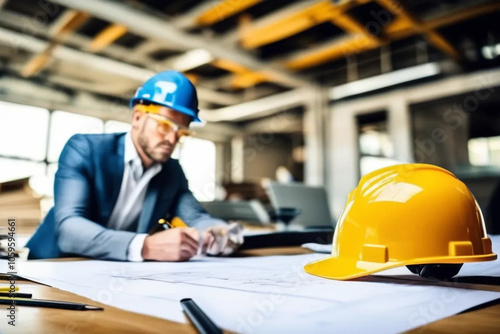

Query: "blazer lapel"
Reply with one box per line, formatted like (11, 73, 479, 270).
(103, 134, 125, 219)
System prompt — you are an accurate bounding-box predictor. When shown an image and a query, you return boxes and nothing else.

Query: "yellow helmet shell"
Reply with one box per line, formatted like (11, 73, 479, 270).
(304, 164, 497, 280)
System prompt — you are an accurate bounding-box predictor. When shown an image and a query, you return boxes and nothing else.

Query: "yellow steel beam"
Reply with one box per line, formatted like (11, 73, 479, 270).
(285, 35, 379, 70)
(50, 10, 91, 41)
(184, 73, 199, 84)
(210, 0, 374, 87)
(196, 0, 262, 26)
(239, 0, 378, 49)
(212, 59, 248, 74)
(284, 2, 500, 70)
(426, 32, 460, 59)
(237, 13, 252, 38)
(231, 72, 269, 89)
(89, 24, 128, 52)
(21, 44, 57, 78)
(211, 59, 269, 88)
(425, 2, 500, 31)
(376, 0, 460, 59)
(21, 10, 90, 77)
(330, 14, 369, 35)
(240, 1, 347, 49)
(383, 15, 414, 37)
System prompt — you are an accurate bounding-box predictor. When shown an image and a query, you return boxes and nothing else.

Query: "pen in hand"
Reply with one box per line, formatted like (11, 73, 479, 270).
(149, 217, 204, 254)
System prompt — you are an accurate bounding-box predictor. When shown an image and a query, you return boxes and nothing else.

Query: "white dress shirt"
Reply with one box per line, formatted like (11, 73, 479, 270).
(107, 132, 162, 261)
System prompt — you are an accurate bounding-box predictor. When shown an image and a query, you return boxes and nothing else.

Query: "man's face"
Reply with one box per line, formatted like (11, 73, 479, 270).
(133, 105, 191, 163)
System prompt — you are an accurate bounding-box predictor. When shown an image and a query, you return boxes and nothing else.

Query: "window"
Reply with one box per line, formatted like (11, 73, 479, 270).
(177, 138, 216, 201)
(47, 111, 103, 162)
(469, 136, 500, 167)
(0, 101, 49, 161)
(357, 111, 398, 176)
(105, 120, 131, 133)
(0, 101, 219, 203)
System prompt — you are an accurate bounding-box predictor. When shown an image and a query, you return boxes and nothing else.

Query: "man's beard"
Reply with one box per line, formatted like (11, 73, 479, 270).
(138, 124, 172, 163)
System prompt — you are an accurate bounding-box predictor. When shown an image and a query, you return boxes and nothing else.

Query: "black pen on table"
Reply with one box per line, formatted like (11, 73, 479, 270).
(0, 292, 32, 298)
(180, 298, 222, 334)
(0, 297, 103, 311)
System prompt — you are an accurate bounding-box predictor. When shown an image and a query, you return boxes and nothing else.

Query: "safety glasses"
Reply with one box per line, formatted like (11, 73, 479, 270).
(134, 104, 194, 139)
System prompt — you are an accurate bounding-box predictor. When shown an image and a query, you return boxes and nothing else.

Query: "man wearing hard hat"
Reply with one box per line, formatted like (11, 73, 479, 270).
(26, 71, 243, 261)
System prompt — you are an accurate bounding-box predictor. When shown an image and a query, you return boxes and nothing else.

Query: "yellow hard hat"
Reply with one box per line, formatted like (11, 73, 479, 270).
(305, 163, 497, 280)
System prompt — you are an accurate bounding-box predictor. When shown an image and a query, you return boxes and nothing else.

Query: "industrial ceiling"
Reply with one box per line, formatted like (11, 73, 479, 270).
(0, 0, 499, 123)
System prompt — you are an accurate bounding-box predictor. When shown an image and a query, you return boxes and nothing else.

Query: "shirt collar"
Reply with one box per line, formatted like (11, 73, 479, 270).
(124, 132, 140, 165)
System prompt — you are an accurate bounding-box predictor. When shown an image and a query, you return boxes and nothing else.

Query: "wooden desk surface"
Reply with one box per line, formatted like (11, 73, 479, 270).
(1, 247, 499, 333)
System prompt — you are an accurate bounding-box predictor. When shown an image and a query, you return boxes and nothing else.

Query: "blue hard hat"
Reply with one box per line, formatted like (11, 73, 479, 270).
(130, 71, 201, 122)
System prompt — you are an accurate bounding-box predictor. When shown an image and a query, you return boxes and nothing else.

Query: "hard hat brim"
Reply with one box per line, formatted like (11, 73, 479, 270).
(304, 256, 391, 281)
(304, 253, 497, 281)
(130, 98, 201, 122)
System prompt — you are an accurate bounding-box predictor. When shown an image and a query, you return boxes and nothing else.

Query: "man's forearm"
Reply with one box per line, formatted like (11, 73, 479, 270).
(57, 216, 136, 260)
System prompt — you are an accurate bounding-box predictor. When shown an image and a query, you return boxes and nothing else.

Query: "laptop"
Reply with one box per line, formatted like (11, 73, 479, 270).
(200, 200, 271, 225)
(266, 182, 335, 230)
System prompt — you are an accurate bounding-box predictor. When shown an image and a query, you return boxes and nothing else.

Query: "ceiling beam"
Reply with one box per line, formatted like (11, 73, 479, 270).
(0, 10, 142, 65)
(423, 2, 500, 32)
(0, 75, 132, 122)
(211, 59, 269, 89)
(20, 44, 57, 78)
(284, 2, 500, 70)
(44, 73, 134, 96)
(47, 0, 313, 89)
(0, 26, 242, 106)
(238, 0, 363, 49)
(0, 75, 241, 141)
(132, 39, 177, 59)
(222, 0, 326, 45)
(153, 48, 214, 73)
(200, 88, 308, 122)
(20, 10, 90, 77)
(0, 10, 184, 74)
(332, 66, 500, 112)
(242, 112, 303, 134)
(284, 34, 379, 70)
(376, 0, 460, 60)
(240, 1, 334, 49)
(173, 2, 221, 29)
(196, 0, 262, 26)
(47, 9, 90, 38)
(88, 24, 128, 53)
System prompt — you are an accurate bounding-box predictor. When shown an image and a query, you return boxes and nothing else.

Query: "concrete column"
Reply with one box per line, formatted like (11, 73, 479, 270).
(304, 88, 327, 186)
(388, 97, 413, 162)
(231, 136, 244, 183)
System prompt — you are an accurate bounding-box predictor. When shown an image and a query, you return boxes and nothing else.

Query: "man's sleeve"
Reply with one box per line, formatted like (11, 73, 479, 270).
(173, 191, 227, 231)
(54, 135, 137, 260)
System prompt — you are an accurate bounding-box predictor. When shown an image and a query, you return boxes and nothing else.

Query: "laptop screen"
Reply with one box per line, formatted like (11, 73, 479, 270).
(266, 182, 335, 229)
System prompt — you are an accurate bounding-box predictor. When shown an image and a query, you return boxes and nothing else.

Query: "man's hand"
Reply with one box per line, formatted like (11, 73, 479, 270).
(202, 223, 244, 256)
(141, 227, 199, 261)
